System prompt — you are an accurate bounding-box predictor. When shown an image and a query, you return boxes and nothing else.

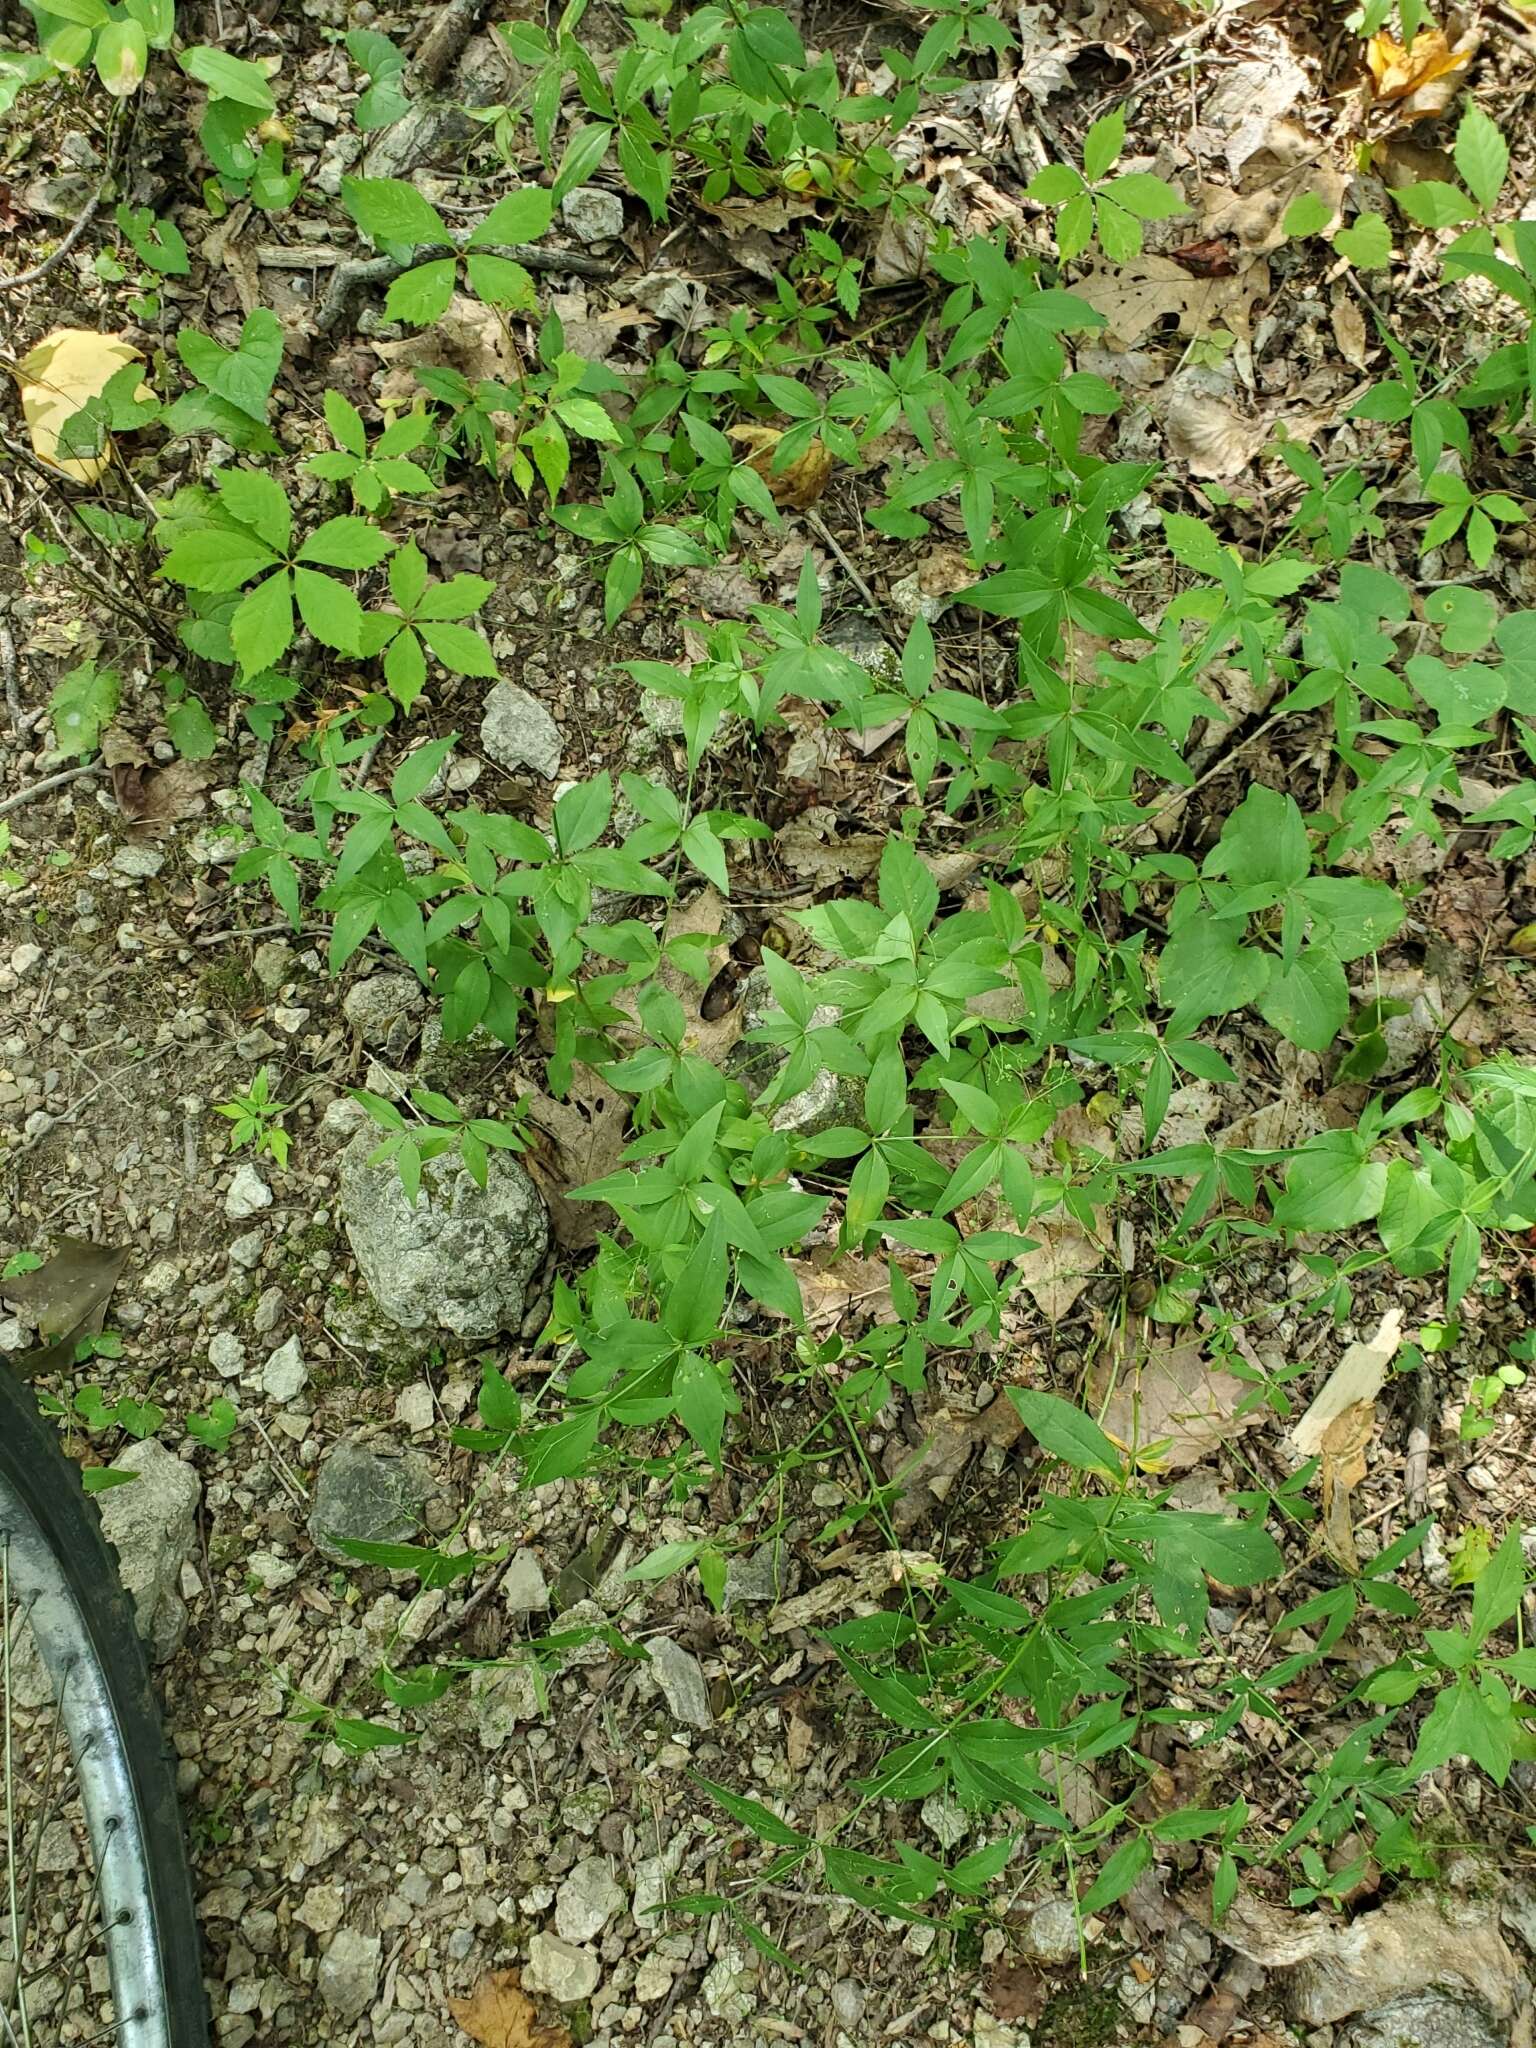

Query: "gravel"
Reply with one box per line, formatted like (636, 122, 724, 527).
(645, 1634, 712, 1730)
(554, 1856, 626, 1943)
(316, 1927, 380, 2019)
(561, 184, 625, 243)
(260, 1333, 307, 1402)
(523, 1931, 601, 2004)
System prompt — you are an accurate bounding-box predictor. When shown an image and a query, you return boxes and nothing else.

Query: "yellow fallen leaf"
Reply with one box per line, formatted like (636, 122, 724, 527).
(727, 421, 834, 508)
(16, 328, 149, 484)
(1366, 27, 1470, 102)
(448, 1970, 572, 2048)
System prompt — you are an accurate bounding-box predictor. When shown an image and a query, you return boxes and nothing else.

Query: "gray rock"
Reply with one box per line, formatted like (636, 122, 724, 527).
(502, 1547, 550, 1614)
(307, 1439, 431, 1565)
(832, 1981, 865, 2027)
(317, 1927, 380, 2020)
(228, 1228, 265, 1269)
(724, 1539, 790, 1608)
(921, 1792, 969, 1849)
(99, 1441, 201, 1661)
(471, 1659, 543, 1746)
(23, 173, 95, 221)
(480, 682, 562, 779)
(9, 943, 43, 978)
(251, 1285, 285, 1335)
(524, 1931, 600, 2004)
(555, 1857, 626, 1944)
(339, 1132, 548, 1340)
(209, 1332, 245, 1379)
(224, 1163, 272, 1221)
(727, 969, 863, 1139)
(701, 1944, 755, 2021)
(342, 973, 424, 1054)
(110, 845, 164, 880)
(261, 1334, 307, 1403)
(824, 611, 900, 685)
(1338, 1995, 1505, 2048)
(561, 184, 624, 244)
(1024, 1897, 1079, 1963)
(252, 940, 293, 991)
(645, 1634, 712, 1730)
(319, 1096, 371, 1146)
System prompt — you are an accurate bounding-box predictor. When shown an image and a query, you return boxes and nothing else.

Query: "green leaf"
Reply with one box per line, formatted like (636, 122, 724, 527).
(469, 187, 555, 245)
(1207, 784, 1310, 893)
(1272, 1134, 1387, 1231)
(418, 621, 498, 678)
(1455, 105, 1508, 210)
(1334, 212, 1393, 269)
(1256, 946, 1349, 1052)
(1410, 1673, 1513, 1785)
(95, 16, 147, 95)
(1283, 189, 1336, 238)
(294, 567, 364, 654)
(1160, 915, 1270, 1027)
(384, 258, 457, 325)
(1082, 105, 1125, 181)
(181, 45, 275, 110)
(1109, 171, 1186, 220)
(384, 627, 428, 708)
(161, 524, 278, 592)
(50, 662, 120, 757)
(1396, 180, 1475, 228)
(1007, 1389, 1122, 1477)
(1078, 1834, 1150, 1915)
(1027, 163, 1085, 205)
(415, 573, 494, 621)
(166, 689, 218, 759)
(297, 517, 394, 571)
(694, 1775, 807, 1847)
(231, 569, 295, 676)
(215, 467, 291, 553)
(323, 387, 368, 458)
(1295, 877, 1405, 960)
(1470, 1523, 1526, 1641)
(463, 252, 536, 310)
(341, 174, 448, 247)
(674, 1351, 727, 1467)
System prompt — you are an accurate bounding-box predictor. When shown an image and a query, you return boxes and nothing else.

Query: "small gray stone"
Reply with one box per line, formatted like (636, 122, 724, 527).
(224, 1164, 272, 1221)
(228, 1228, 265, 1269)
(561, 184, 624, 244)
(645, 1635, 712, 1730)
(317, 1928, 380, 2020)
(724, 1539, 790, 1608)
(307, 1439, 431, 1565)
(480, 682, 562, 779)
(209, 1332, 245, 1379)
(1337, 1995, 1506, 2048)
(1024, 1897, 1079, 1964)
(554, 1857, 626, 1944)
(342, 973, 424, 1052)
(261, 1335, 307, 1403)
(10, 943, 44, 978)
(824, 611, 900, 684)
(524, 1931, 600, 2004)
(921, 1792, 969, 1850)
(502, 1547, 550, 1614)
(252, 940, 293, 992)
(471, 1659, 543, 1746)
(110, 844, 164, 880)
(251, 1285, 285, 1336)
(339, 1132, 548, 1340)
(701, 1944, 754, 2021)
(99, 1442, 201, 1661)
(270, 1006, 309, 1035)
(832, 1982, 865, 2027)
(726, 970, 864, 1139)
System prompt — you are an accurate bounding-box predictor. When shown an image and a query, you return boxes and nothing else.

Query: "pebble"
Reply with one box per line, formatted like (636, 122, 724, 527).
(110, 845, 164, 880)
(228, 1228, 265, 1269)
(1025, 1897, 1079, 1963)
(480, 682, 562, 779)
(393, 1381, 435, 1433)
(271, 1006, 310, 1034)
(261, 1334, 307, 1403)
(646, 1635, 712, 1729)
(502, 1547, 550, 1614)
(252, 940, 293, 991)
(554, 1857, 626, 1944)
(523, 1931, 600, 2005)
(252, 1285, 286, 1335)
(921, 1793, 969, 1849)
(317, 1928, 380, 2019)
(209, 1332, 245, 1378)
(832, 1981, 865, 2026)
(561, 184, 624, 243)
(225, 1164, 272, 1221)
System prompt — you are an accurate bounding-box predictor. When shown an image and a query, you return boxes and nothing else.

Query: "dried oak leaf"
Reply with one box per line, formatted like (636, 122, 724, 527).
(1319, 1398, 1375, 1574)
(1162, 386, 1265, 480)
(103, 726, 209, 831)
(1089, 1332, 1261, 1473)
(727, 422, 833, 508)
(1, 1238, 130, 1378)
(519, 1062, 628, 1253)
(1366, 27, 1471, 103)
(375, 293, 518, 408)
(448, 1970, 572, 2048)
(1070, 256, 1269, 348)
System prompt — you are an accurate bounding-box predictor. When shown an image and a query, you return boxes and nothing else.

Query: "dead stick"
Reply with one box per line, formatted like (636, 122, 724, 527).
(0, 764, 97, 819)
(315, 241, 617, 334)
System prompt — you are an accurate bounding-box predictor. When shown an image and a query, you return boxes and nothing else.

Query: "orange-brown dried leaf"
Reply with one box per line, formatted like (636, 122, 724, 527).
(448, 1970, 572, 2048)
(1366, 27, 1469, 101)
(727, 422, 834, 508)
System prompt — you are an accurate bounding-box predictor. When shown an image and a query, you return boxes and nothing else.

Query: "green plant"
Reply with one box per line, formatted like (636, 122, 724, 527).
(341, 176, 554, 323)
(1026, 108, 1186, 263)
(16, 0, 172, 97)
(181, 44, 299, 210)
(215, 1066, 292, 1168)
(305, 394, 436, 514)
(351, 1084, 529, 1205)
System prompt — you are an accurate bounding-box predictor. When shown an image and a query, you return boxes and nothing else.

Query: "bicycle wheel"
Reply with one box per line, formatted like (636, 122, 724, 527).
(0, 1363, 208, 2046)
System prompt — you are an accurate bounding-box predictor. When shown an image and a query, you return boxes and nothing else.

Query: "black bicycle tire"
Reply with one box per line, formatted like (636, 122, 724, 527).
(0, 1363, 210, 2046)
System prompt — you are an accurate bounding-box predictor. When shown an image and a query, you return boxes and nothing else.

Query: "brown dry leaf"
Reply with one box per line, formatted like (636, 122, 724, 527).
(448, 1970, 572, 2048)
(519, 1063, 628, 1253)
(1014, 1208, 1107, 1319)
(103, 728, 209, 832)
(1366, 27, 1470, 102)
(789, 1251, 895, 1331)
(659, 885, 742, 1065)
(727, 422, 833, 509)
(1089, 1332, 1262, 1474)
(768, 1548, 940, 1632)
(785, 1707, 815, 1771)
(986, 1959, 1046, 2026)
(1319, 1398, 1374, 1573)
(1071, 255, 1269, 348)
(1330, 289, 1369, 369)
(375, 294, 518, 408)
(16, 327, 151, 484)
(1, 1238, 130, 1378)
(776, 808, 885, 885)
(1198, 123, 1347, 257)
(885, 1396, 1026, 1533)
(1162, 385, 1265, 479)
(869, 206, 934, 287)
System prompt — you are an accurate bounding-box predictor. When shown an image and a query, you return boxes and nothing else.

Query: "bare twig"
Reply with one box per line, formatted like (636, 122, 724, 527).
(0, 623, 19, 733)
(409, 0, 492, 89)
(0, 764, 97, 819)
(0, 177, 107, 292)
(315, 241, 618, 335)
(1404, 1363, 1435, 1522)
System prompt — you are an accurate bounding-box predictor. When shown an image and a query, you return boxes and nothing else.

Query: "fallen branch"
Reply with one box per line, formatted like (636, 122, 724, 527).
(0, 764, 97, 819)
(314, 239, 619, 334)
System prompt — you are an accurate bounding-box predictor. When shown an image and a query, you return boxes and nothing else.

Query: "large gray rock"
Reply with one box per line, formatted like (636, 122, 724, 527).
(555, 1857, 626, 1944)
(562, 184, 624, 244)
(307, 1438, 431, 1565)
(524, 1931, 600, 2004)
(342, 972, 423, 1055)
(339, 1131, 548, 1340)
(317, 1927, 380, 2019)
(480, 682, 562, 779)
(99, 1441, 201, 1661)
(646, 1634, 712, 1730)
(727, 968, 864, 1139)
(1338, 1995, 1506, 2048)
